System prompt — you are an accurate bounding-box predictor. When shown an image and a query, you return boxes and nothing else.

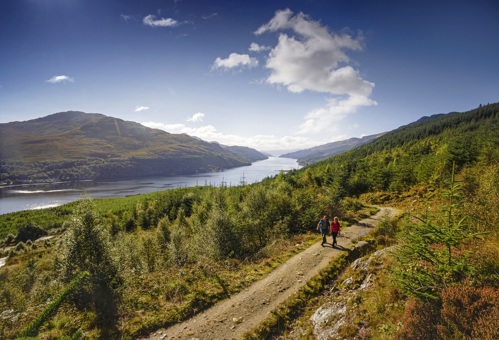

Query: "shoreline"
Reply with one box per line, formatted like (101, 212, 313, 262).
(0, 179, 94, 190)
(0, 160, 276, 190)
(0, 157, 300, 216)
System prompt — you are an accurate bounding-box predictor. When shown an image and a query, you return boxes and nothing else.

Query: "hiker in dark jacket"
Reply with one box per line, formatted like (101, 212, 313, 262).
(317, 215, 330, 246)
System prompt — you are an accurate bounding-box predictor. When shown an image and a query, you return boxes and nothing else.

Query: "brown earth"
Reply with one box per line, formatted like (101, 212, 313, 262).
(140, 207, 397, 340)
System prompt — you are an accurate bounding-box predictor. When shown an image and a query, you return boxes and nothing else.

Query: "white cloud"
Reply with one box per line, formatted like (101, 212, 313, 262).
(141, 121, 320, 152)
(187, 112, 205, 122)
(143, 14, 178, 27)
(213, 53, 258, 69)
(46, 75, 74, 84)
(255, 8, 294, 35)
(299, 95, 376, 134)
(202, 12, 218, 20)
(255, 8, 376, 132)
(120, 14, 132, 22)
(134, 106, 150, 112)
(249, 42, 270, 52)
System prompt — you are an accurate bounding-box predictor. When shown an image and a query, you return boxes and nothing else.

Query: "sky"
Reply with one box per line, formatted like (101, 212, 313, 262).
(1, 0, 498, 154)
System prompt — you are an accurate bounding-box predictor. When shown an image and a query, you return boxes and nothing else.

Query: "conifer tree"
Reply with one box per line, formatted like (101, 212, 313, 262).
(393, 165, 479, 302)
(60, 198, 121, 323)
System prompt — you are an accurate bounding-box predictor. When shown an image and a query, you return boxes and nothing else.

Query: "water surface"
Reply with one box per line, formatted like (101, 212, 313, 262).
(0, 157, 299, 215)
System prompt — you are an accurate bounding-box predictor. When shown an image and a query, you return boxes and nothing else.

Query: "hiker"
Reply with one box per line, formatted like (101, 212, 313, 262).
(317, 215, 330, 245)
(331, 216, 341, 247)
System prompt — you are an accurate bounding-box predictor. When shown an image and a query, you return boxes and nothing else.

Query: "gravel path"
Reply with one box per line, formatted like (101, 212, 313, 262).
(141, 207, 397, 340)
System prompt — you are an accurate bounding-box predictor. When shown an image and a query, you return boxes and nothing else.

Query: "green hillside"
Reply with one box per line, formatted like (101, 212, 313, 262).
(0, 103, 497, 339)
(0, 111, 265, 183)
(300, 102, 498, 196)
(280, 132, 384, 165)
(222, 145, 269, 163)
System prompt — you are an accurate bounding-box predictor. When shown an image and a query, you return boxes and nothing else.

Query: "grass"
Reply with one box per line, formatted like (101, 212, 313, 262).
(0, 186, 197, 240)
(1, 230, 320, 339)
(120, 233, 320, 338)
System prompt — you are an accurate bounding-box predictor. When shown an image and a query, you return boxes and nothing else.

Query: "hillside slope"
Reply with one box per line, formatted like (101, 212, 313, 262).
(0, 111, 266, 183)
(280, 133, 384, 165)
(294, 103, 499, 195)
(221, 145, 268, 163)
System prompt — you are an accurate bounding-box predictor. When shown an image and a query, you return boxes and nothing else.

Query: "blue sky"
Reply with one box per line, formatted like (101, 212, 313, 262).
(1, 0, 498, 154)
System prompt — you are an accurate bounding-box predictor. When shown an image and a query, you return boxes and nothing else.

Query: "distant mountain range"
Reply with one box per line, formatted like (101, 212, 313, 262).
(0, 111, 267, 184)
(280, 133, 384, 165)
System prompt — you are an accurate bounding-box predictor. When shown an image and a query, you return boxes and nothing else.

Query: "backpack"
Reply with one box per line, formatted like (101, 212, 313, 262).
(318, 219, 329, 232)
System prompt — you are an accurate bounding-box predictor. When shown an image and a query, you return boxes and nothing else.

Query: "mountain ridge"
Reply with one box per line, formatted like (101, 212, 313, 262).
(280, 133, 385, 165)
(0, 111, 267, 183)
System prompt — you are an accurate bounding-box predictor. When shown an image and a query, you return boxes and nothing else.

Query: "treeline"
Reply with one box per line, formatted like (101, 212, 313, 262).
(1, 178, 349, 257)
(360, 102, 498, 152)
(0, 154, 248, 184)
(294, 102, 499, 195)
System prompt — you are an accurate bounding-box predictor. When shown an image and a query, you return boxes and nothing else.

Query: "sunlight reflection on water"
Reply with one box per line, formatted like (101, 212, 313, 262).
(0, 157, 300, 215)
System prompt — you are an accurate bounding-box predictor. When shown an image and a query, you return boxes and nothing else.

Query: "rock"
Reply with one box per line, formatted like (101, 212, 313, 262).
(346, 240, 374, 262)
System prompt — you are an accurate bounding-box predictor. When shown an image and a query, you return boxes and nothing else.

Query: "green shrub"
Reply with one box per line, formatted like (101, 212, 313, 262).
(371, 214, 399, 247)
(141, 235, 159, 273)
(59, 198, 122, 326)
(156, 216, 171, 251)
(5, 233, 16, 245)
(15, 242, 27, 253)
(15, 224, 47, 243)
(17, 271, 89, 338)
(393, 167, 479, 302)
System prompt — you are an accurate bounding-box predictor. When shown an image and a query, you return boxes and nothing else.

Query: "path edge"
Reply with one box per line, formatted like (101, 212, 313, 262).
(241, 208, 397, 339)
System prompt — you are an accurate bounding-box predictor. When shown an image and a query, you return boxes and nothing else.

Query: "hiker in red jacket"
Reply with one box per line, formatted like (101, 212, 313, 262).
(330, 216, 341, 247)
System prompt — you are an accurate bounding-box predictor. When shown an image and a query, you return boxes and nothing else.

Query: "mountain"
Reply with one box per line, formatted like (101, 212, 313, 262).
(280, 133, 384, 165)
(0, 111, 264, 183)
(221, 145, 268, 163)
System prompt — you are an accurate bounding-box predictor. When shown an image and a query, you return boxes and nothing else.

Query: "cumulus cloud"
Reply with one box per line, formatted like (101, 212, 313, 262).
(143, 14, 178, 27)
(213, 53, 258, 69)
(141, 121, 319, 152)
(134, 106, 150, 112)
(256, 8, 376, 133)
(249, 42, 270, 52)
(142, 122, 219, 140)
(187, 112, 205, 122)
(298, 95, 375, 134)
(46, 75, 74, 84)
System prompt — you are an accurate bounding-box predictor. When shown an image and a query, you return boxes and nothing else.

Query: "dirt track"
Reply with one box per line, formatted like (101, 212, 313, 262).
(141, 207, 397, 340)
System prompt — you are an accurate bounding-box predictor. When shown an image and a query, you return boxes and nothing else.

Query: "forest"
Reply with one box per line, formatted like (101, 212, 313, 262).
(0, 103, 498, 339)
